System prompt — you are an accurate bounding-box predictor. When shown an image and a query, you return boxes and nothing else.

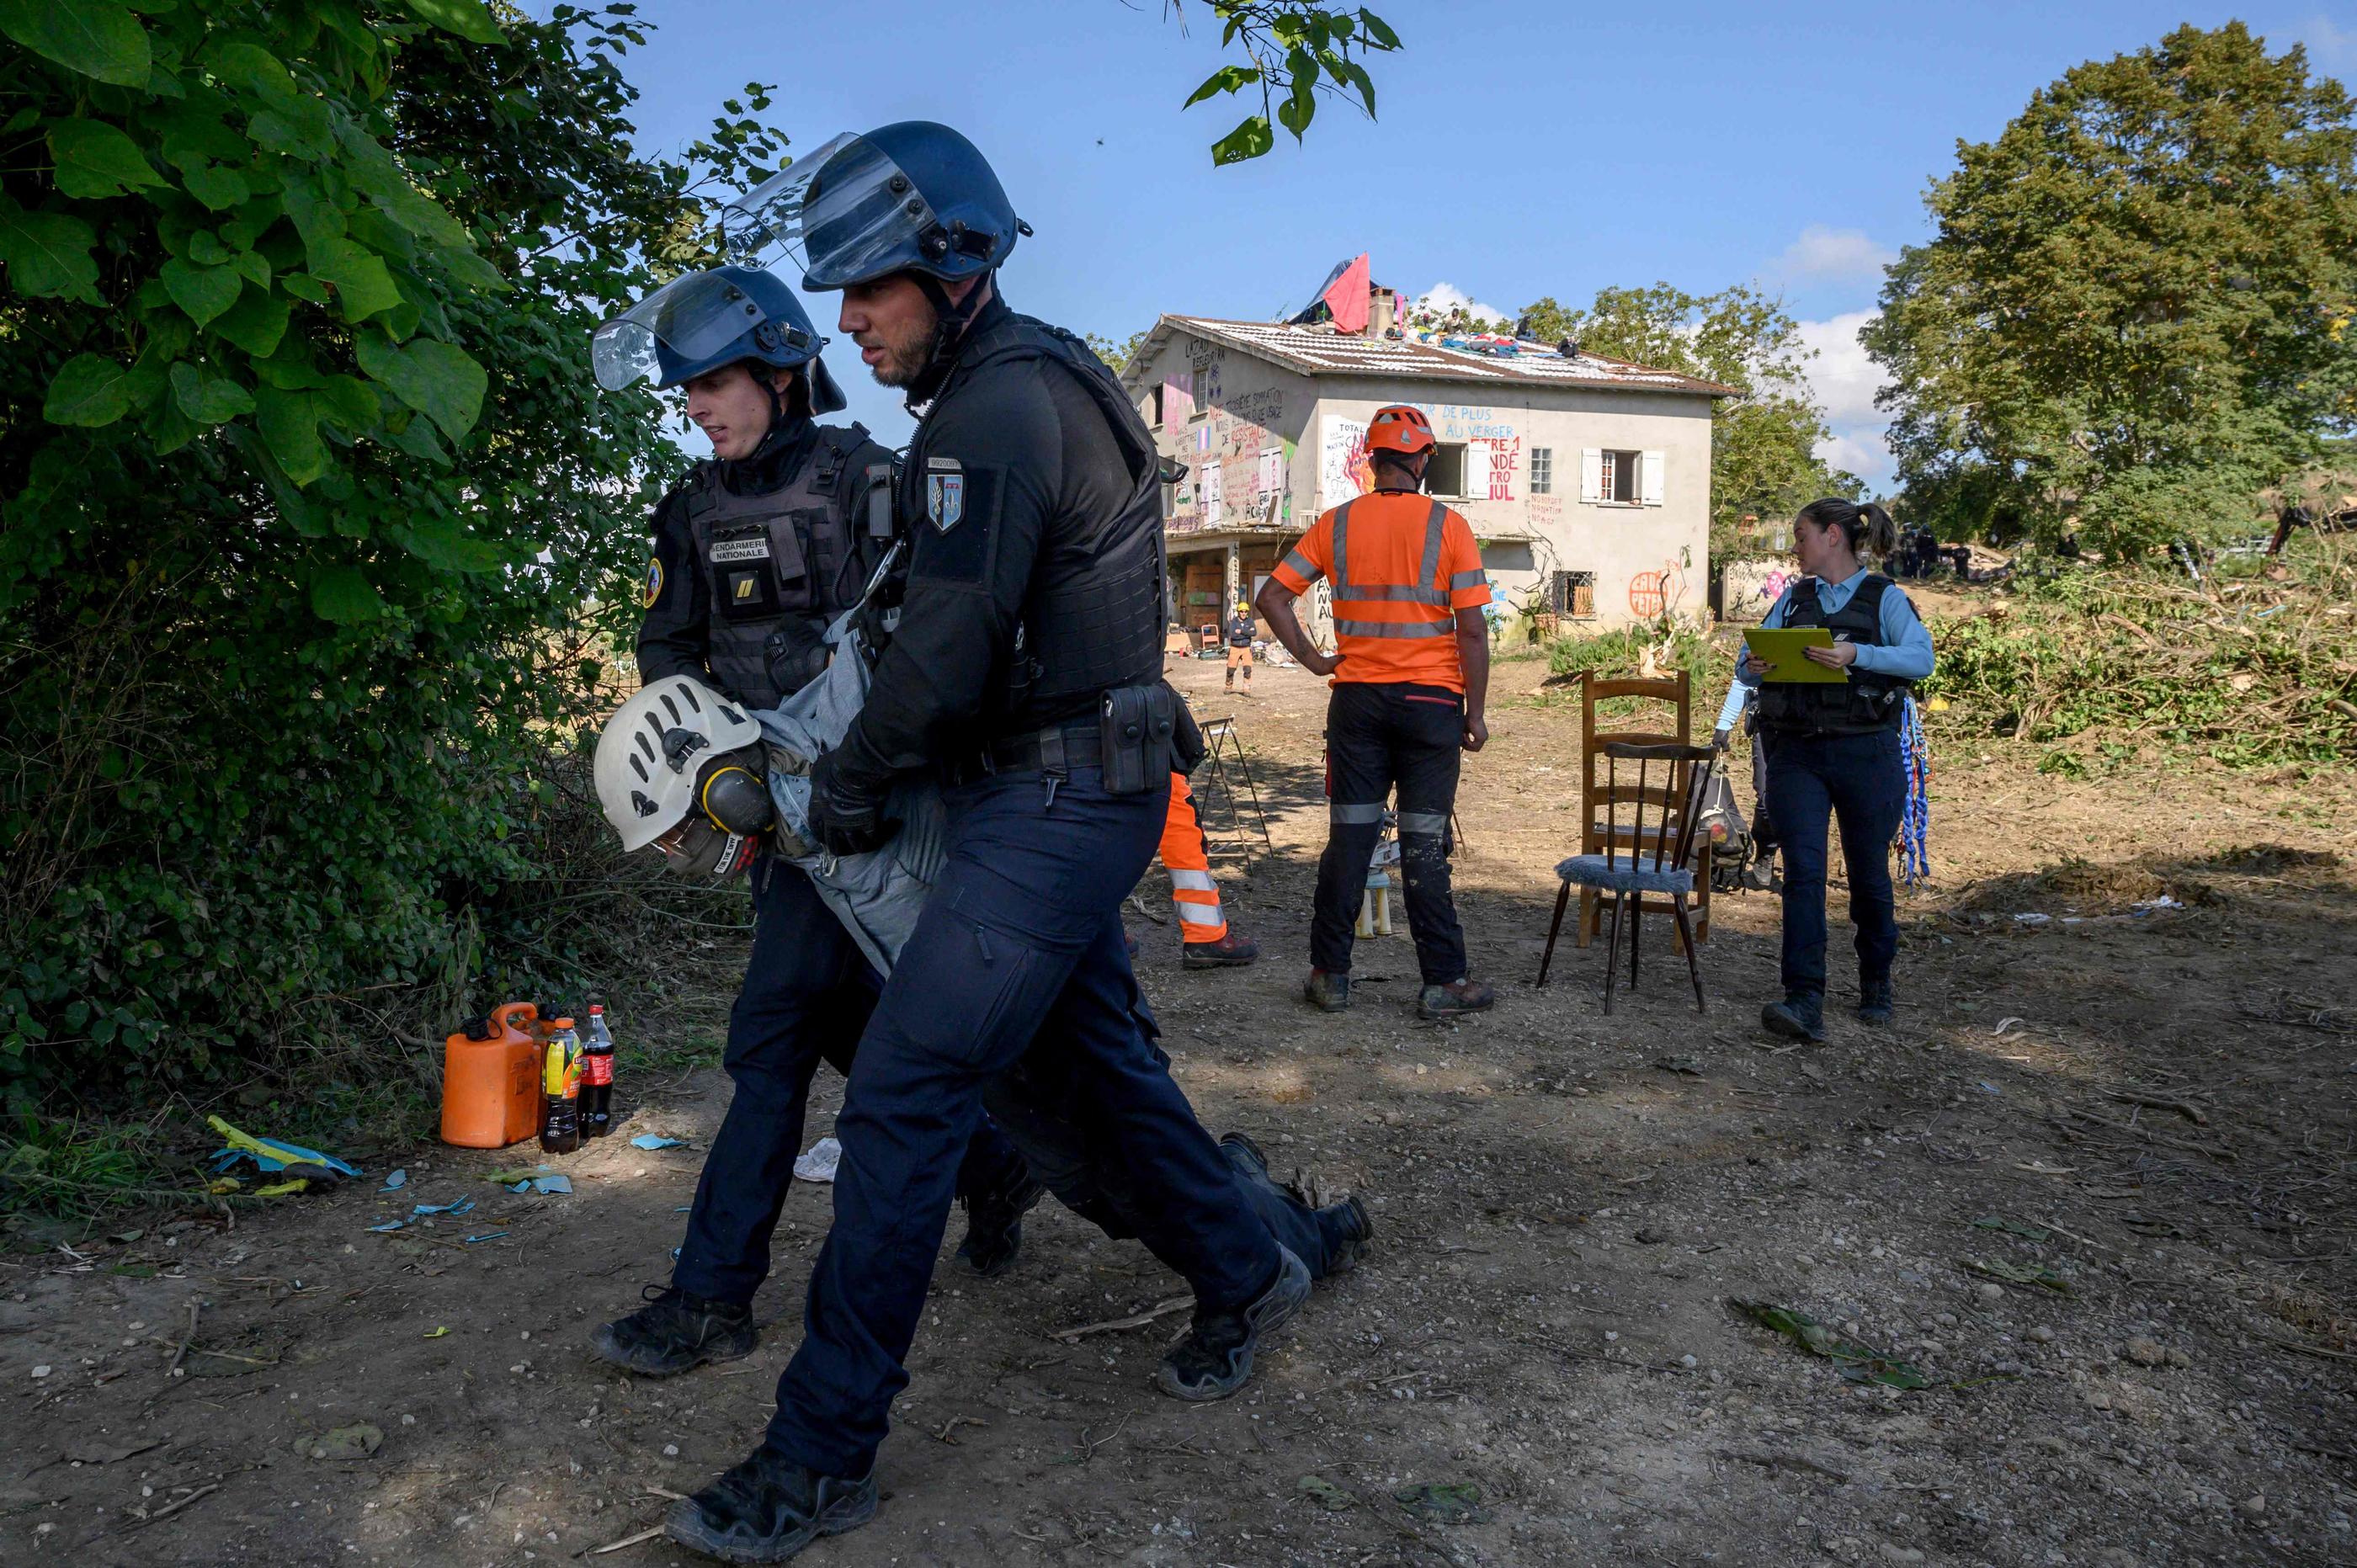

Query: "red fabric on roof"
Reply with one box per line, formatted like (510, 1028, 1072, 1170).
(1321, 253, 1370, 334)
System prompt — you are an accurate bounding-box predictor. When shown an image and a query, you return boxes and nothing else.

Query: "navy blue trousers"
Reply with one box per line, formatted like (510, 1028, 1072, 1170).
(1762, 729, 1906, 998)
(670, 864, 1029, 1305)
(763, 765, 1283, 1478)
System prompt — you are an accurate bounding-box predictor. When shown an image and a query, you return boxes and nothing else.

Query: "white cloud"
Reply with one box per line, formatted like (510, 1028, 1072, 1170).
(2291, 15, 2357, 80)
(1794, 310, 1894, 487)
(1771, 225, 1898, 282)
(1412, 280, 1514, 327)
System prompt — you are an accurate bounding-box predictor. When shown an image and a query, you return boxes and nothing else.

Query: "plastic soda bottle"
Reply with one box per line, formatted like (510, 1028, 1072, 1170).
(582, 1005, 615, 1139)
(540, 1018, 583, 1155)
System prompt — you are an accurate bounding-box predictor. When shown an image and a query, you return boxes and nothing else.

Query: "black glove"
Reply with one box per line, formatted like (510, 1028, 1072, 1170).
(807, 752, 899, 858)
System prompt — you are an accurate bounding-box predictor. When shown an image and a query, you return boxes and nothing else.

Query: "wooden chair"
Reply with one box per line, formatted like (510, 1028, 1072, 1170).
(1572, 671, 1711, 946)
(1537, 741, 1720, 1013)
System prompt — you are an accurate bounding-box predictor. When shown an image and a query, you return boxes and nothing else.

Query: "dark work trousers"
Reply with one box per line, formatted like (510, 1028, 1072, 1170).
(669, 863, 1030, 1306)
(1312, 681, 1468, 985)
(763, 765, 1283, 1479)
(1763, 729, 1907, 998)
(986, 1035, 1349, 1273)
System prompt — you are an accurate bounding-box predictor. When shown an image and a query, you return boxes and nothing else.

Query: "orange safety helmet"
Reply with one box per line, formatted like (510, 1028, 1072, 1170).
(1365, 404, 1435, 456)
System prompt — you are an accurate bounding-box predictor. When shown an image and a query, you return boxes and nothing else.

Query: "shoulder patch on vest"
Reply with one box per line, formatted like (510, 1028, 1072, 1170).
(912, 466, 999, 584)
(642, 555, 663, 609)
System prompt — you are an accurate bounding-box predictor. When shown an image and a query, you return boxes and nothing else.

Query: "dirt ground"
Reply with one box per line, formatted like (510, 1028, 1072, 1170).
(5, 651, 2354, 1568)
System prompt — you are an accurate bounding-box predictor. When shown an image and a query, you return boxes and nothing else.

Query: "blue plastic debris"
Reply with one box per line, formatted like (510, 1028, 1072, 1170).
(461, 1230, 509, 1244)
(630, 1135, 689, 1151)
(381, 1169, 408, 1191)
(366, 1220, 406, 1233)
(511, 1174, 572, 1195)
(411, 1196, 476, 1218)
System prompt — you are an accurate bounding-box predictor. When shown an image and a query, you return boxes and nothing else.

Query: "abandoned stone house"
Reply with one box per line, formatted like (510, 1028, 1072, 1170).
(1120, 288, 1733, 645)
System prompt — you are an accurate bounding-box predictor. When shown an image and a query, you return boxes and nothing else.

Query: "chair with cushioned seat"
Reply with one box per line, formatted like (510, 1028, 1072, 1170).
(1536, 741, 1718, 1013)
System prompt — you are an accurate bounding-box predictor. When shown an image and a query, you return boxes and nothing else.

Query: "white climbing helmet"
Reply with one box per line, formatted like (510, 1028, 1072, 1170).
(593, 676, 771, 877)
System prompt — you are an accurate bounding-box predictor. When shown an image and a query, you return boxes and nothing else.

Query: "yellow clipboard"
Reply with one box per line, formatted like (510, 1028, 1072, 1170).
(1745, 626, 1848, 683)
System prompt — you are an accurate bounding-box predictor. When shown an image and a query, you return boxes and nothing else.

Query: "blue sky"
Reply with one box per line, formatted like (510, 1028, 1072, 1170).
(582, 2, 2356, 488)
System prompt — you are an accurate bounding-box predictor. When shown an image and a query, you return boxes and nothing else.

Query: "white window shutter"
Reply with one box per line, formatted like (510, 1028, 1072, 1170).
(1580, 448, 1603, 503)
(1641, 449, 1666, 506)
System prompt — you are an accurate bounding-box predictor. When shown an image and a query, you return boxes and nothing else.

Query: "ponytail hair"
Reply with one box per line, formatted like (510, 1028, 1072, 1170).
(1797, 497, 1897, 558)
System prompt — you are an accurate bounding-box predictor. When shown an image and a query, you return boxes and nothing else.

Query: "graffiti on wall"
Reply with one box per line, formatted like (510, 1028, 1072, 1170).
(1626, 558, 1688, 619)
(1431, 402, 1518, 443)
(1528, 494, 1563, 528)
(1320, 416, 1372, 508)
(1487, 436, 1520, 502)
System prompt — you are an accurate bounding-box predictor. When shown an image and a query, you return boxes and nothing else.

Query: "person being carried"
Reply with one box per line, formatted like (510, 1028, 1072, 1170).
(1255, 404, 1496, 1022)
(1723, 497, 1935, 1042)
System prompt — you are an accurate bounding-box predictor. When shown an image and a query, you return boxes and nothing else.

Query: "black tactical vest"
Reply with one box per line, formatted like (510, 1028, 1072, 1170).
(905, 316, 1168, 735)
(1758, 574, 1913, 736)
(683, 423, 894, 710)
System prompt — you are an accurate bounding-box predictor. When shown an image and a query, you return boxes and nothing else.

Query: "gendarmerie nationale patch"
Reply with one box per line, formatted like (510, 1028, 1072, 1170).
(928, 472, 965, 532)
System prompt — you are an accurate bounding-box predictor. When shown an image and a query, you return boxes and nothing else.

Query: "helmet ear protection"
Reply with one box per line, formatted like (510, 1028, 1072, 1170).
(695, 749, 774, 837)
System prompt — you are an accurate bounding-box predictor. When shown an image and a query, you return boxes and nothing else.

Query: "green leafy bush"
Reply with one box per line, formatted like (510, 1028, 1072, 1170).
(0, 2, 785, 1106)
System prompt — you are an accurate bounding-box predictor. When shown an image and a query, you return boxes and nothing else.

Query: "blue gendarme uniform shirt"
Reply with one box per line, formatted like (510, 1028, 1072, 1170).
(1715, 567, 1935, 731)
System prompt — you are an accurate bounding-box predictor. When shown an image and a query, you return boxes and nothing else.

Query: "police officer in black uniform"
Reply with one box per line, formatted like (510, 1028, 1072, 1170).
(584, 265, 1040, 1384)
(660, 125, 1346, 1563)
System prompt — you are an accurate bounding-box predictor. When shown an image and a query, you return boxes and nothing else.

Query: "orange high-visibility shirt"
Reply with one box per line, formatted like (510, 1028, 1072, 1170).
(1269, 491, 1491, 691)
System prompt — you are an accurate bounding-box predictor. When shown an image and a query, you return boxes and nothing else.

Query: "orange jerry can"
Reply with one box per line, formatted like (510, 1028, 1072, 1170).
(440, 1001, 544, 1148)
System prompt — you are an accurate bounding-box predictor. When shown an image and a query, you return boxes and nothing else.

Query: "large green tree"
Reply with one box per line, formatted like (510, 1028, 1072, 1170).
(0, 0, 782, 1100)
(1865, 22, 2357, 555)
(1520, 284, 1858, 550)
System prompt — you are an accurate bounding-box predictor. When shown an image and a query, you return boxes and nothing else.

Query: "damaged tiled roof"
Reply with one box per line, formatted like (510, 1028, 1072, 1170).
(1135, 316, 1737, 398)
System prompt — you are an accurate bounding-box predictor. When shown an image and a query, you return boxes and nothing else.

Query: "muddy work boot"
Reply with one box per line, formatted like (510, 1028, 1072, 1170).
(663, 1445, 876, 1564)
(954, 1172, 1045, 1279)
(1417, 978, 1497, 1020)
(1322, 1191, 1376, 1274)
(1154, 1245, 1312, 1401)
(1856, 977, 1895, 1027)
(1182, 929, 1260, 970)
(1302, 969, 1350, 1013)
(592, 1284, 755, 1377)
(1761, 991, 1826, 1043)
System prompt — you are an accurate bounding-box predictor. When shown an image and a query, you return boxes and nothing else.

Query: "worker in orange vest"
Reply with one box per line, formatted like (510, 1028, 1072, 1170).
(1255, 405, 1496, 1020)
(1157, 769, 1258, 968)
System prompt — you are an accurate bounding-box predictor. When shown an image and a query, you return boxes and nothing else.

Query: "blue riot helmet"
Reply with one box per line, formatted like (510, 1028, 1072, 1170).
(589, 264, 846, 414)
(725, 124, 1029, 292)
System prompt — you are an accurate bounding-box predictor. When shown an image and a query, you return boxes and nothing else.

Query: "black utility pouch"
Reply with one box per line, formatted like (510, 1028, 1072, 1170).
(1168, 683, 1208, 774)
(1099, 683, 1176, 795)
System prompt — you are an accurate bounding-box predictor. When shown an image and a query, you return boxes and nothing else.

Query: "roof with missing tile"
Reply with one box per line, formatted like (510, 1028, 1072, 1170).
(1129, 316, 1737, 399)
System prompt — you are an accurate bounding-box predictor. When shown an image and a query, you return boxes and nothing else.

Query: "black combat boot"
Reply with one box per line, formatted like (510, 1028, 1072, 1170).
(1154, 1246, 1311, 1401)
(1761, 991, 1826, 1044)
(591, 1284, 755, 1377)
(1857, 977, 1895, 1026)
(663, 1445, 876, 1564)
(954, 1170, 1045, 1279)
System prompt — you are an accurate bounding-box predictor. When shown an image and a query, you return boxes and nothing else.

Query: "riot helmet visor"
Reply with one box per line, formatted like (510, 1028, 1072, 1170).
(725, 133, 944, 289)
(590, 270, 810, 391)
